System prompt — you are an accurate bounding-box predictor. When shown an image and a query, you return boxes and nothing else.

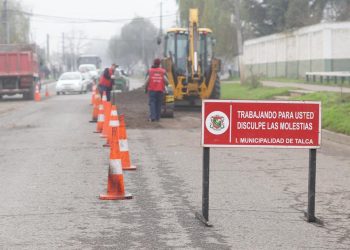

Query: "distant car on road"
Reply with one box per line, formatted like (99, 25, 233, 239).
(77, 55, 101, 69)
(79, 64, 98, 77)
(113, 68, 130, 92)
(79, 64, 98, 91)
(56, 72, 88, 95)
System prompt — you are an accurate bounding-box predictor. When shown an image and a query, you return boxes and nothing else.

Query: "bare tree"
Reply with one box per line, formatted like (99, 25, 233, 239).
(65, 29, 89, 70)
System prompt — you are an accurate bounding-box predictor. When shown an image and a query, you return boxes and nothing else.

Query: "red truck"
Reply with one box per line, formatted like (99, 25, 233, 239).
(0, 44, 40, 100)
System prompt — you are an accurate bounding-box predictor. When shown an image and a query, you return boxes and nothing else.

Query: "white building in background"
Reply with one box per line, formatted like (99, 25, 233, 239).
(243, 22, 350, 78)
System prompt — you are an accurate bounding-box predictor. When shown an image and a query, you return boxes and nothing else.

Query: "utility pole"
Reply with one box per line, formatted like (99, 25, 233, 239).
(2, 0, 10, 44)
(233, 0, 245, 83)
(1, 1, 4, 43)
(46, 34, 50, 63)
(62, 33, 65, 70)
(160, 0, 163, 37)
(156, 0, 163, 57)
(142, 27, 145, 70)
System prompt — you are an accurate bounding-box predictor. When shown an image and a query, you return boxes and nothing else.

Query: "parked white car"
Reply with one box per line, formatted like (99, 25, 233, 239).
(56, 72, 88, 95)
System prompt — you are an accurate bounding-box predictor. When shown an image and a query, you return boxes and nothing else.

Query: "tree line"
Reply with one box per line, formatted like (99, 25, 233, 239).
(108, 17, 159, 73)
(0, 0, 29, 43)
(177, 0, 350, 60)
(243, 0, 350, 37)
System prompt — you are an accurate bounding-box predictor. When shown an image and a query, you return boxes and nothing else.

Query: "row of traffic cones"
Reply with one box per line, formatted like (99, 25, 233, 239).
(34, 83, 50, 102)
(90, 88, 136, 200)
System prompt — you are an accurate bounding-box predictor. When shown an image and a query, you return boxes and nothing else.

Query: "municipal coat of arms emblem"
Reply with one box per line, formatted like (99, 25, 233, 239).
(210, 115, 225, 131)
(205, 111, 229, 135)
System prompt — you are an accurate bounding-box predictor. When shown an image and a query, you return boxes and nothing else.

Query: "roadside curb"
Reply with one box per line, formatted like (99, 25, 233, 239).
(322, 129, 350, 146)
(262, 80, 350, 93)
(41, 80, 55, 85)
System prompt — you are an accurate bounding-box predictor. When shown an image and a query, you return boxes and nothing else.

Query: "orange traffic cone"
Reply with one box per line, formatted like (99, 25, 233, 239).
(101, 91, 107, 108)
(99, 125, 132, 200)
(103, 105, 119, 147)
(99, 91, 108, 135)
(119, 115, 136, 171)
(101, 101, 111, 138)
(91, 84, 97, 105)
(90, 94, 100, 123)
(34, 84, 41, 102)
(94, 103, 104, 133)
(45, 84, 50, 97)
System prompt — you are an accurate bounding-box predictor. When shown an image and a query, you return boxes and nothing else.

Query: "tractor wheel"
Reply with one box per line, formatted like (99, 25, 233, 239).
(210, 78, 221, 99)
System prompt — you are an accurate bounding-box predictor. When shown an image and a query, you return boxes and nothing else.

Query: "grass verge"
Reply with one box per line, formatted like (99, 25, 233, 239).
(221, 83, 290, 100)
(292, 92, 350, 135)
(261, 77, 305, 83)
(221, 83, 350, 135)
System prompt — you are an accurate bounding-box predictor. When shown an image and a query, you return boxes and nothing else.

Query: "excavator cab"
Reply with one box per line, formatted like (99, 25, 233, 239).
(161, 9, 221, 106)
(164, 29, 214, 78)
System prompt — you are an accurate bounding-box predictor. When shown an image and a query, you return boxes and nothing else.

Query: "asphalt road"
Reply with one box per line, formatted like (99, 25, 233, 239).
(0, 81, 350, 249)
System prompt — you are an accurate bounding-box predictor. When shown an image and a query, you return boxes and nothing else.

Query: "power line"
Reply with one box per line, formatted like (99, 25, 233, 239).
(8, 9, 177, 24)
(50, 34, 157, 42)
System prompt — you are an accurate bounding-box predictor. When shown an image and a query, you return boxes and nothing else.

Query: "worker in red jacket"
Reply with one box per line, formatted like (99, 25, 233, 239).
(98, 63, 117, 101)
(145, 58, 168, 122)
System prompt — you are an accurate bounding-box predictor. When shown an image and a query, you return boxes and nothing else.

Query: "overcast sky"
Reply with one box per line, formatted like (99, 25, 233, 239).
(21, 0, 178, 54)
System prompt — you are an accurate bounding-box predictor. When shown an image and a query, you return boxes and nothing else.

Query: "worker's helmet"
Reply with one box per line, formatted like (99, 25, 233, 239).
(153, 58, 161, 66)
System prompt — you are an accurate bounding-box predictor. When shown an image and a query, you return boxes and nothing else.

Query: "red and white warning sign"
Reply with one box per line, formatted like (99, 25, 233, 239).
(202, 100, 321, 148)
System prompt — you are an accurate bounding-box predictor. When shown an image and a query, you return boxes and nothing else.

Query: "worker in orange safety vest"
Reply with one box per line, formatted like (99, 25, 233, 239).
(145, 58, 169, 122)
(98, 63, 117, 101)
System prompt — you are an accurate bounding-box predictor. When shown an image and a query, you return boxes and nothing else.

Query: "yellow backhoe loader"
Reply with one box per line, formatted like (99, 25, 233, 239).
(161, 8, 221, 108)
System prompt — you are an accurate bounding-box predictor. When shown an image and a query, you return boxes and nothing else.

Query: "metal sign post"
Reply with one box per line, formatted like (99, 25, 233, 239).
(197, 100, 322, 226)
(307, 148, 317, 222)
(195, 147, 212, 227)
